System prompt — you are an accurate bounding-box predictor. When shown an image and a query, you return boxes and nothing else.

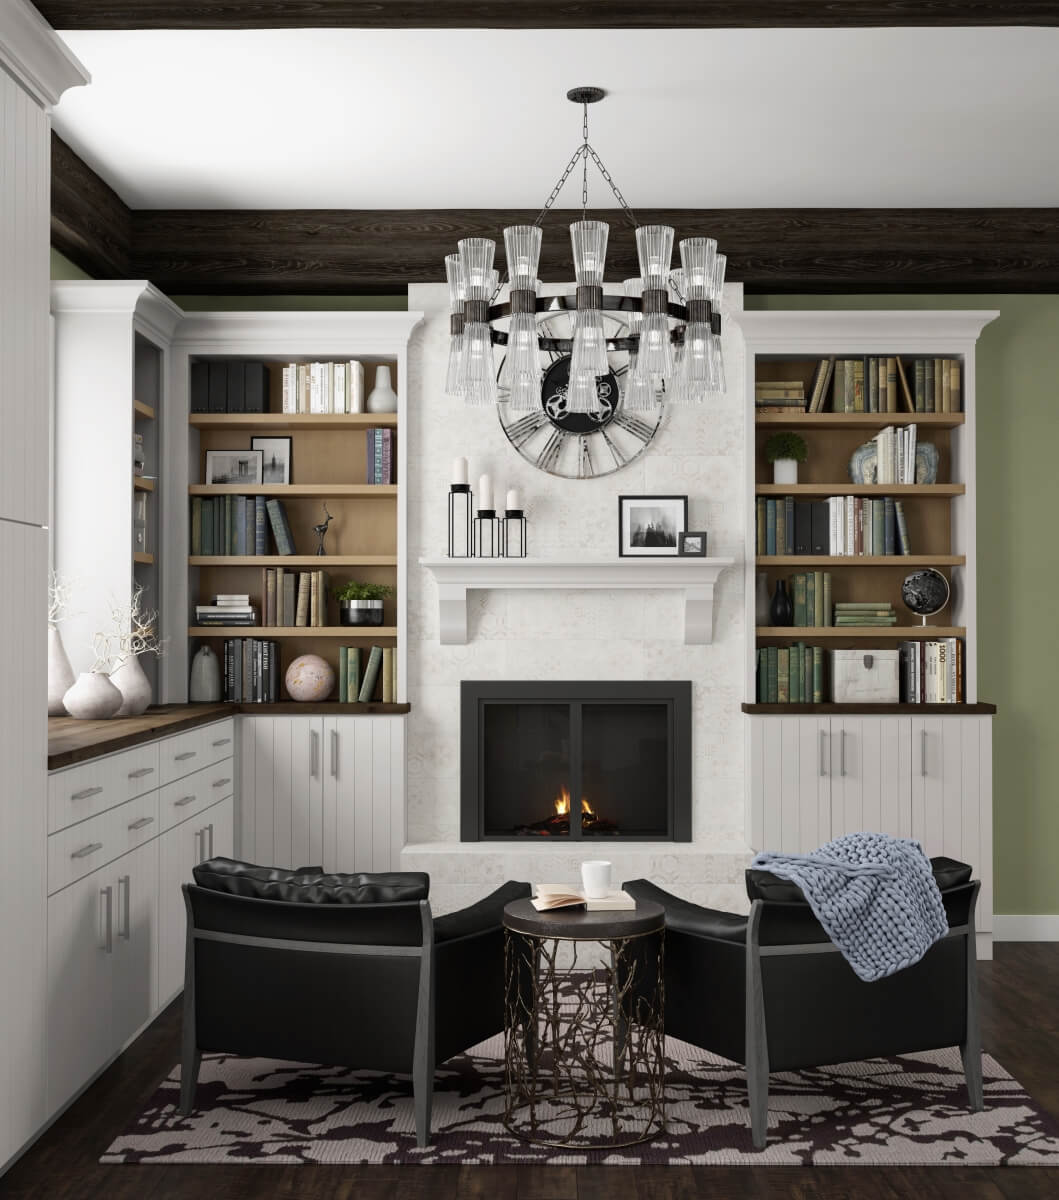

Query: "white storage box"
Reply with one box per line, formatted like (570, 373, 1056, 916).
(831, 649, 900, 704)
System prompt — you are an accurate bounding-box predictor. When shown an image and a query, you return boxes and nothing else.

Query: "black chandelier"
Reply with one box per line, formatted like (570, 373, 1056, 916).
(444, 86, 726, 412)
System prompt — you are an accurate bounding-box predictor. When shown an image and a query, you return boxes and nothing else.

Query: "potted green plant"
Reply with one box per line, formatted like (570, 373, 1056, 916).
(764, 431, 808, 485)
(335, 581, 393, 627)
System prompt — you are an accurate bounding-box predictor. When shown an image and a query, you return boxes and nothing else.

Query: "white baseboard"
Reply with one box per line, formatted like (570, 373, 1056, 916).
(993, 915, 1059, 941)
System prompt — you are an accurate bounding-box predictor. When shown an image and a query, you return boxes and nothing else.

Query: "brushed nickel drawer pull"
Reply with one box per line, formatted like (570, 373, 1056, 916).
(174, 794, 197, 807)
(211, 737, 232, 747)
(128, 816, 155, 831)
(71, 842, 103, 860)
(212, 777, 232, 789)
(174, 751, 198, 761)
(128, 767, 155, 779)
(71, 785, 104, 801)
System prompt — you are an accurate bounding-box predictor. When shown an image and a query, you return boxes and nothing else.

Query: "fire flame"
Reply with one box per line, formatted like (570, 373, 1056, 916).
(553, 787, 593, 817)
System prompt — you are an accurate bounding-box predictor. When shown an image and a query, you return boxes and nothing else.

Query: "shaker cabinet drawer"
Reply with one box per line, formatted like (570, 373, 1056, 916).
(47, 790, 159, 895)
(158, 759, 234, 832)
(158, 719, 234, 786)
(48, 742, 160, 835)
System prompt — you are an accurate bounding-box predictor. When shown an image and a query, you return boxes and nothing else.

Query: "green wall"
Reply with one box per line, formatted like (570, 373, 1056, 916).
(747, 294, 1059, 915)
(171, 295, 407, 311)
(50, 248, 91, 280)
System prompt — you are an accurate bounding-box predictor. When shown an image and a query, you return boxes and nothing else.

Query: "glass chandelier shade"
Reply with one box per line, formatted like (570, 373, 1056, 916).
(500, 225, 544, 410)
(621, 278, 657, 411)
(631, 225, 675, 382)
(457, 238, 498, 406)
(444, 253, 466, 397)
(568, 221, 609, 412)
(504, 224, 543, 290)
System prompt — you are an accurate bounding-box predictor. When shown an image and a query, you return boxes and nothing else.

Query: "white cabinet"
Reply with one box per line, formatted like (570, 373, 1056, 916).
(239, 716, 405, 873)
(747, 713, 993, 949)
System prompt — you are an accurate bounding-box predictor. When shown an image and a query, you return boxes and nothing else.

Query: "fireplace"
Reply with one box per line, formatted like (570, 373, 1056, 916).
(460, 682, 692, 841)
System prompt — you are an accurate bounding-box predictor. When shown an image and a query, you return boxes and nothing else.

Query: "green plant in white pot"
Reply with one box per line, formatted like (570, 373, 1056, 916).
(336, 581, 393, 627)
(765, 431, 808, 485)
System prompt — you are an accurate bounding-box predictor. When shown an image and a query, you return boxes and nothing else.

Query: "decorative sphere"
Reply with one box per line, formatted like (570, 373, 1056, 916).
(284, 654, 335, 702)
(901, 569, 951, 618)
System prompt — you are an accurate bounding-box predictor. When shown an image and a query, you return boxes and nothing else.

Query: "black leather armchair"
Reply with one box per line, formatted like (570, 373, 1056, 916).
(625, 857, 982, 1149)
(179, 858, 529, 1146)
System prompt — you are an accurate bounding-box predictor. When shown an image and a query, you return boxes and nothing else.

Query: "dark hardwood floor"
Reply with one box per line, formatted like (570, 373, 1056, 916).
(3, 943, 1058, 1199)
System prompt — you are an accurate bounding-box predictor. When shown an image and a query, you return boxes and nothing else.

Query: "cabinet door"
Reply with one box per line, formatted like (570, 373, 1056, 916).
(111, 839, 159, 1052)
(747, 716, 830, 853)
(239, 717, 321, 869)
(829, 718, 912, 840)
(156, 818, 200, 1006)
(46, 870, 117, 1114)
(201, 795, 234, 863)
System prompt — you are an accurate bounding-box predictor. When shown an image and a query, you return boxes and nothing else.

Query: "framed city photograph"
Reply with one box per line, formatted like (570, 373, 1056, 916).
(252, 436, 293, 485)
(679, 531, 708, 556)
(618, 494, 688, 557)
(204, 449, 263, 485)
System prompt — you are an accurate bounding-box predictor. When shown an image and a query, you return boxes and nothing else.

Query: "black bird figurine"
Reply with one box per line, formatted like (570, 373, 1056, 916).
(312, 504, 334, 556)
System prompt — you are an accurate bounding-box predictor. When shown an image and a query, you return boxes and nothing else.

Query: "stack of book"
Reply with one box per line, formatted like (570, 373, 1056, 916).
(281, 362, 365, 414)
(754, 379, 805, 413)
(261, 568, 330, 627)
(366, 428, 395, 485)
(532, 885, 635, 912)
(195, 595, 257, 627)
(190, 496, 295, 556)
(899, 638, 964, 703)
(756, 495, 910, 556)
(190, 361, 268, 414)
(911, 359, 961, 413)
(872, 425, 918, 484)
(340, 644, 396, 703)
(834, 602, 897, 627)
(221, 638, 279, 702)
(756, 644, 826, 703)
(787, 572, 833, 627)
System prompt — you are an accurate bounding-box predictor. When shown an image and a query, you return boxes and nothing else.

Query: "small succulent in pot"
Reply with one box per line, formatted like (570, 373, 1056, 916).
(336, 581, 393, 627)
(764, 431, 808, 485)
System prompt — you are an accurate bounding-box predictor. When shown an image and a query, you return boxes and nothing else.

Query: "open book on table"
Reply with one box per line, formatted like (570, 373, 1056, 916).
(532, 884, 636, 912)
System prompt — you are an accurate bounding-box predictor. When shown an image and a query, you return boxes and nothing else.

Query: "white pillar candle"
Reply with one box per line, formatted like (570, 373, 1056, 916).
(506, 488, 520, 511)
(452, 456, 468, 485)
(478, 473, 493, 511)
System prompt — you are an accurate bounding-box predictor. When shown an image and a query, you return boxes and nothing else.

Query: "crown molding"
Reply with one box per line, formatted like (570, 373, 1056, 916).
(0, 0, 86, 108)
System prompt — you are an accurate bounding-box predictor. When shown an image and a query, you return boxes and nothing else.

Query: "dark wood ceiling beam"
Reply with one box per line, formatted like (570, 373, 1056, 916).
(35, 1, 1059, 29)
(129, 206, 1059, 294)
(51, 134, 132, 278)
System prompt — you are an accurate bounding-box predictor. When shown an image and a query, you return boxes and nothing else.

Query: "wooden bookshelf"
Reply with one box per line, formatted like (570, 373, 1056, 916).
(133, 552, 154, 565)
(133, 477, 155, 492)
(756, 626, 966, 640)
(189, 626, 398, 638)
(133, 399, 155, 420)
(758, 555, 965, 567)
(190, 484, 396, 497)
(189, 555, 397, 567)
(190, 412, 397, 431)
(755, 412, 964, 429)
(755, 483, 964, 496)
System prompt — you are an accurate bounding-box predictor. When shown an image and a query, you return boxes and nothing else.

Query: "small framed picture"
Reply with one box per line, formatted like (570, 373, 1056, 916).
(252, 436, 293, 485)
(618, 495, 688, 557)
(205, 449, 263, 485)
(679, 531, 708, 556)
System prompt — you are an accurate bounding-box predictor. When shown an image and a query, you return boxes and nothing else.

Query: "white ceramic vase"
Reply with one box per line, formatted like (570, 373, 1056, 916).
(111, 655, 153, 716)
(48, 625, 75, 716)
(366, 364, 398, 413)
(773, 458, 798, 485)
(63, 671, 123, 720)
(189, 645, 222, 702)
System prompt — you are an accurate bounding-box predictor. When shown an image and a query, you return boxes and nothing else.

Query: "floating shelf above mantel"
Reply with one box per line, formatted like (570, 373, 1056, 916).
(420, 558, 736, 646)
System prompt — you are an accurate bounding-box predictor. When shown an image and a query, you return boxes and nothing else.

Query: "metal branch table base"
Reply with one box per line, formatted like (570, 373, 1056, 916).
(502, 900, 666, 1150)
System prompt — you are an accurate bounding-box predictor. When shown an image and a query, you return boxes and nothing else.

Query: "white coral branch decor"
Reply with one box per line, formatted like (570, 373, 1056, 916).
(48, 571, 78, 629)
(109, 584, 165, 670)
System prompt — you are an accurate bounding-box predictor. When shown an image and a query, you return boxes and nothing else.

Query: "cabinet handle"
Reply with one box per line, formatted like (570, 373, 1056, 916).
(118, 874, 131, 940)
(310, 729, 320, 779)
(330, 728, 339, 778)
(100, 886, 113, 954)
(212, 776, 232, 789)
(174, 750, 197, 761)
(127, 767, 155, 779)
(71, 841, 103, 860)
(819, 730, 829, 777)
(174, 794, 197, 807)
(840, 730, 847, 778)
(194, 828, 204, 862)
(71, 785, 103, 801)
(207, 823, 214, 858)
(211, 737, 232, 747)
(920, 729, 928, 777)
(128, 815, 155, 831)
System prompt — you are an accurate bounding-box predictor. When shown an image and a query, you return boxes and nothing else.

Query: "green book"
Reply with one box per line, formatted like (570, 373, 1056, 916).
(767, 646, 778, 703)
(835, 602, 896, 611)
(895, 500, 912, 555)
(777, 648, 790, 703)
(806, 573, 815, 628)
(812, 646, 824, 703)
(757, 649, 767, 702)
(822, 573, 832, 627)
(775, 501, 786, 560)
(925, 357, 935, 412)
(266, 498, 296, 555)
(190, 497, 202, 556)
(358, 645, 383, 703)
(914, 359, 925, 412)
(792, 573, 807, 626)
(202, 498, 214, 556)
(790, 644, 802, 703)
(346, 647, 361, 702)
(339, 646, 348, 704)
(803, 642, 813, 703)
(832, 358, 845, 412)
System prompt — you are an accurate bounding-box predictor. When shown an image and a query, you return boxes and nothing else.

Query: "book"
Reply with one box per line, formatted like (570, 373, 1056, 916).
(295, 572, 310, 627)
(358, 645, 383, 702)
(382, 647, 394, 703)
(532, 885, 636, 912)
(282, 572, 296, 628)
(894, 500, 911, 554)
(807, 357, 834, 413)
(266, 498, 296, 555)
(895, 356, 914, 412)
(347, 646, 361, 702)
(349, 361, 365, 413)
(190, 497, 202, 555)
(339, 646, 348, 703)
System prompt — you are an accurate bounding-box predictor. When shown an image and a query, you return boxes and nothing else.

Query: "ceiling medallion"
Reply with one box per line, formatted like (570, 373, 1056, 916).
(443, 86, 727, 417)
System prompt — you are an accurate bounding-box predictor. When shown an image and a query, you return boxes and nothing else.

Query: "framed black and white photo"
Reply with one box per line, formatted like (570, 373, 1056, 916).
(679, 531, 708, 556)
(618, 495, 688, 557)
(252, 436, 293, 485)
(204, 449, 263, 485)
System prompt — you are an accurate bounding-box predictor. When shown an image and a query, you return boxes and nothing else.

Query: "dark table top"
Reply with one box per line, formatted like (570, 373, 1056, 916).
(503, 897, 665, 940)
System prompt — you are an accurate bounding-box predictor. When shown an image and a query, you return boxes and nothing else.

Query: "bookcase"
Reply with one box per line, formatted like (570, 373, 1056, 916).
(163, 312, 422, 707)
(735, 310, 999, 955)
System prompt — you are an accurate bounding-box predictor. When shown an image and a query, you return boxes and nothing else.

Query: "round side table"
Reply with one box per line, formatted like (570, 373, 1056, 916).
(502, 898, 665, 1150)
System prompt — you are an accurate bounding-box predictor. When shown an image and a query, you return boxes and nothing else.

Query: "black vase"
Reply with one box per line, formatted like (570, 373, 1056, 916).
(769, 578, 793, 626)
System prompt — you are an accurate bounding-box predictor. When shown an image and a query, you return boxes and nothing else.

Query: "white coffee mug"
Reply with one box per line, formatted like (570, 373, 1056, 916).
(581, 860, 612, 899)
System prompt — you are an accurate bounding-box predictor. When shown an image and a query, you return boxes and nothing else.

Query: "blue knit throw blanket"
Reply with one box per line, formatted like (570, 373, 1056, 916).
(751, 833, 948, 982)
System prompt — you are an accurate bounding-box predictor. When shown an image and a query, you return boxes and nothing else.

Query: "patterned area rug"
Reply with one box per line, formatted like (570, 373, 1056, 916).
(102, 1038, 1059, 1166)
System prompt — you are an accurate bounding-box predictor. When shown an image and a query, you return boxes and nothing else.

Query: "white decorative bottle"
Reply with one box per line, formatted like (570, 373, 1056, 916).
(366, 364, 398, 413)
(189, 645, 222, 702)
(111, 655, 153, 716)
(48, 625, 75, 716)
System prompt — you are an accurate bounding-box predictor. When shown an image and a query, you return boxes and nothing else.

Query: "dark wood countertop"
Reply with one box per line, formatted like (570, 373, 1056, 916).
(741, 702, 997, 715)
(48, 701, 412, 771)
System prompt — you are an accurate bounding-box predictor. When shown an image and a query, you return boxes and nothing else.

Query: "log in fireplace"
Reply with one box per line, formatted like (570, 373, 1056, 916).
(460, 682, 691, 841)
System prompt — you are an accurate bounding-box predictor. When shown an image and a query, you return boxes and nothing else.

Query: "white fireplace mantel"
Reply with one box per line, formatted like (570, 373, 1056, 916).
(420, 557, 736, 646)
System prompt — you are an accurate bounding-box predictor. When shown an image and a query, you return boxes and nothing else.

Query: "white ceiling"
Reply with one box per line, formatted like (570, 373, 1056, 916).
(53, 26, 1059, 209)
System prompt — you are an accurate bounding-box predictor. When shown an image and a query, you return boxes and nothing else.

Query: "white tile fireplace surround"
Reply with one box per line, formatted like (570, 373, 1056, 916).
(402, 282, 751, 916)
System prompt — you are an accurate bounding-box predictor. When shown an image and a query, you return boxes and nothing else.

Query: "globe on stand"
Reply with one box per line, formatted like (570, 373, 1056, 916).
(901, 569, 951, 627)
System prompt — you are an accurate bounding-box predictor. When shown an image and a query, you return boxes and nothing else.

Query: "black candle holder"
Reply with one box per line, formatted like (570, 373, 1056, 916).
(502, 509, 527, 558)
(473, 509, 502, 558)
(448, 484, 473, 558)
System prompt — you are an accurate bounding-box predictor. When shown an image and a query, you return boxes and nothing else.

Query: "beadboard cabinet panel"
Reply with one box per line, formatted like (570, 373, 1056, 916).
(829, 718, 912, 842)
